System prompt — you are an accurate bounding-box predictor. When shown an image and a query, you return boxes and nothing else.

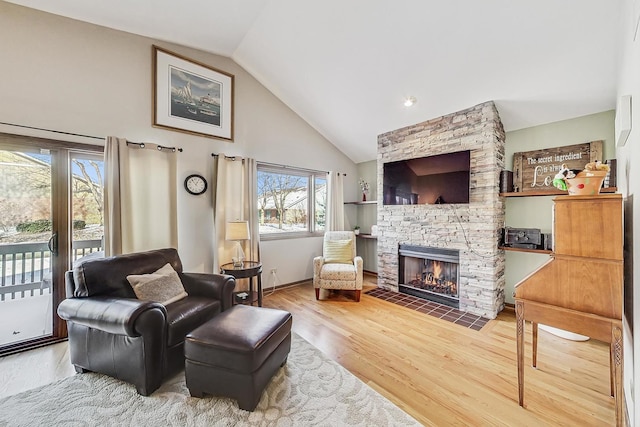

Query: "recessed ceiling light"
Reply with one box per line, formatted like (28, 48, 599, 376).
(404, 96, 417, 107)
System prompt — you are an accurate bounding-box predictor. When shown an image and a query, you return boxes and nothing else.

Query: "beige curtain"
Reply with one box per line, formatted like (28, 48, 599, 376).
(326, 171, 345, 231)
(104, 136, 178, 256)
(212, 155, 260, 273)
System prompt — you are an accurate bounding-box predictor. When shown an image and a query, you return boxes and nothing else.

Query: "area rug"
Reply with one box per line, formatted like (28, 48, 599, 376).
(0, 333, 420, 426)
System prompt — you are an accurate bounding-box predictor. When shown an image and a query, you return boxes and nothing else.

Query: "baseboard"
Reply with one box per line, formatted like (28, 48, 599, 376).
(265, 278, 312, 292)
(502, 303, 515, 314)
(264, 271, 377, 293)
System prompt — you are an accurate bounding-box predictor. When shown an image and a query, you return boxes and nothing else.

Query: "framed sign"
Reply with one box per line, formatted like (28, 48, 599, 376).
(512, 141, 603, 193)
(153, 45, 234, 140)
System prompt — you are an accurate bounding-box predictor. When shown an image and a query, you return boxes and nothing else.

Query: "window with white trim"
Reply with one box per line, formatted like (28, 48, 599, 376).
(257, 164, 326, 239)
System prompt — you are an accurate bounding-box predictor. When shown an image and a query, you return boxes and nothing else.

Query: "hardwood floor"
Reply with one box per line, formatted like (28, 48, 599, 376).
(0, 340, 74, 400)
(0, 274, 615, 425)
(266, 275, 615, 426)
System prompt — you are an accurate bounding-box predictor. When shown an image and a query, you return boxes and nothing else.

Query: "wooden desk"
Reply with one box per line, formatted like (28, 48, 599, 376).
(514, 194, 623, 426)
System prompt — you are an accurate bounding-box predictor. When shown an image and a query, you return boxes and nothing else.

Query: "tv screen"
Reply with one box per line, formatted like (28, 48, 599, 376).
(383, 150, 470, 205)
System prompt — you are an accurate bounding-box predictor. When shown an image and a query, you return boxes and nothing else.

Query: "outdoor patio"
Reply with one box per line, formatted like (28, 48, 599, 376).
(0, 239, 102, 348)
(0, 294, 52, 347)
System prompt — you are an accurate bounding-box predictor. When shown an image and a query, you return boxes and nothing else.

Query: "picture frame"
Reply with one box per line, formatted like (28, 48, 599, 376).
(153, 45, 234, 141)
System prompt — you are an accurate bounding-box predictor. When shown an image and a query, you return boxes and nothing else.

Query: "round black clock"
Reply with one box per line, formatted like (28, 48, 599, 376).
(184, 174, 207, 195)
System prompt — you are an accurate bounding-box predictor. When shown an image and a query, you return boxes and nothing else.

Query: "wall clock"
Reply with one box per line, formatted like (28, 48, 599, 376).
(184, 174, 208, 195)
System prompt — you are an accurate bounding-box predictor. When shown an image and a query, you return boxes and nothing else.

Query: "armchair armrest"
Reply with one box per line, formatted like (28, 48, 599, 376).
(313, 256, 325, 286)
(180, 272, 236, 311)
(57, 297, 165, 336)
(354, 256, 364, 290)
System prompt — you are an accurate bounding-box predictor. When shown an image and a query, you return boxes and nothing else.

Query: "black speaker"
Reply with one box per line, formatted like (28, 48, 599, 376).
(500, 170, 514, 193)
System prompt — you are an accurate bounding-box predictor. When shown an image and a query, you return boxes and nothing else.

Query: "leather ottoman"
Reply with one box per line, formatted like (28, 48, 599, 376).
(184, 304, 292, 411)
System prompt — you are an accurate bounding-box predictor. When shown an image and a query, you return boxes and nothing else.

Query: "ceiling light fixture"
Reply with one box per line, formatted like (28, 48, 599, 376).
(404, 96, 417, 107)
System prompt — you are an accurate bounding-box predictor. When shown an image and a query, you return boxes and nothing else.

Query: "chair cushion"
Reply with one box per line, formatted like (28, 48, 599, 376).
(320, 263, 357, 280)
(165, 296, 221, 347)
(323, 239, 354, 264)
(127, 263, 188, 305)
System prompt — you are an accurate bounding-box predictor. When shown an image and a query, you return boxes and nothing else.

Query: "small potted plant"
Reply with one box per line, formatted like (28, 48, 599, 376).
(353, 225, 360, 235)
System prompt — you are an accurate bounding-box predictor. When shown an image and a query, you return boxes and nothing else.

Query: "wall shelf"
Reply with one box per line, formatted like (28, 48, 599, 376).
(356, 233, 377, 239)
(344, 200, 378, 205)
(499, 246, 551, 255)
(500, 187, 617, 197)
(344, 198, 378, 272)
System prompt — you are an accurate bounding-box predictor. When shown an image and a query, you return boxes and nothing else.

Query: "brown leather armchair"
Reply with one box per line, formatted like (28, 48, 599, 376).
(57, 248, 235, 396)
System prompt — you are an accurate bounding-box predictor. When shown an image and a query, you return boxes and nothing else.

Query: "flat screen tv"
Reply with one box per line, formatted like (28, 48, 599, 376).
(383, 150, 470, 205)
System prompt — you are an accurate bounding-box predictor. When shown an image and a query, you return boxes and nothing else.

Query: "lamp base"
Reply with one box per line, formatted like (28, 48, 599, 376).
(232, 241, 245, 267)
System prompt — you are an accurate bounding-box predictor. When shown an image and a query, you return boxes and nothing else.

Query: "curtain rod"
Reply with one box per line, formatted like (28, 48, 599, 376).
(127, 141, 183, 152)
(211, 153, 242, 161)
(0, 121, 184, 153)
(0, 121, 103, 141)
(211, 154, 343, 175)
(258, 161, 348, 176)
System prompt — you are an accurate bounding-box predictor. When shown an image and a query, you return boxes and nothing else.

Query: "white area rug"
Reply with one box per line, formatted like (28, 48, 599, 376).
(0, 333, 420, 426)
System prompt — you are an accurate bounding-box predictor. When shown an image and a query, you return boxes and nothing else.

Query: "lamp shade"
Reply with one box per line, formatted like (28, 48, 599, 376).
(225, 220, 250, 241)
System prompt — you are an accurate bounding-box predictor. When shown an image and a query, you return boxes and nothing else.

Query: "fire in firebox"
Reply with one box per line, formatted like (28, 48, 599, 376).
(408, 260, 458, 296)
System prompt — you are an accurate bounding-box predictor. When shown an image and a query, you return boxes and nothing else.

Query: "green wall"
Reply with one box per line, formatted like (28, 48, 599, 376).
(354, 160, 378, 272)
(503, 110, 615, 304)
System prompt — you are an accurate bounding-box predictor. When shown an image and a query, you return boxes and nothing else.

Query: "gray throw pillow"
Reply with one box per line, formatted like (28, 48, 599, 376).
(127, 263, 188, 305)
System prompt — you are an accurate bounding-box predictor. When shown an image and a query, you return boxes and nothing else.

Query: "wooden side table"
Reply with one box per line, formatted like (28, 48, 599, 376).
(220, 261, 263, 307)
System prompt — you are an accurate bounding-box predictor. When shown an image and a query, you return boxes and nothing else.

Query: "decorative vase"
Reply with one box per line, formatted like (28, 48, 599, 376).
(362, 192, 366, 202)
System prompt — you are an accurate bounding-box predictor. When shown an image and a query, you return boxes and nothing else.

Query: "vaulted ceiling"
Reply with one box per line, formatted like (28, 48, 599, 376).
(5, 0, 623, 163)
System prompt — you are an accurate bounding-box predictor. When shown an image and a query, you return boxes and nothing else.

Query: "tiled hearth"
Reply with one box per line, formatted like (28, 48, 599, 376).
(366, 288, 489, 331)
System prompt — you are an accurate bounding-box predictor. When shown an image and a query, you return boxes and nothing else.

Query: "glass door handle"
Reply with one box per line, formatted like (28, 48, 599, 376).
(48, 233, 58, 256)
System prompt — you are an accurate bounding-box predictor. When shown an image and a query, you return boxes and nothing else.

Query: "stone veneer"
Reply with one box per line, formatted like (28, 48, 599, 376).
(377, 101, 505, 319)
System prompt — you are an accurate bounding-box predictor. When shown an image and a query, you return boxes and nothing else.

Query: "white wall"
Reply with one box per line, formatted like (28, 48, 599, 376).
(616, 0, 640, 422)
(503, 110, 615, 305)
(0, 2, 358, 283)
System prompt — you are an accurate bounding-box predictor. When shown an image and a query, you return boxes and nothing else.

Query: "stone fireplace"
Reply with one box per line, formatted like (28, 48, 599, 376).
(377, 101, 505, 319)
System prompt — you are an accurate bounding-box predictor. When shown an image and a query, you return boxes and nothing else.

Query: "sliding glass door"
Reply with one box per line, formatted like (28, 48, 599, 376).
(70, 152, 104, 263)
(0, 147, 55, 350)
(0, 134, 103, 355)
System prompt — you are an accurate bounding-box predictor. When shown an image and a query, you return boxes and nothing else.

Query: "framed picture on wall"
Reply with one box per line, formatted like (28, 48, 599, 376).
(153, 45, 234, 141)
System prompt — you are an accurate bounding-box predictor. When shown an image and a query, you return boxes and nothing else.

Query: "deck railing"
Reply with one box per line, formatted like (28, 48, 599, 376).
(0, 239, 102, 301)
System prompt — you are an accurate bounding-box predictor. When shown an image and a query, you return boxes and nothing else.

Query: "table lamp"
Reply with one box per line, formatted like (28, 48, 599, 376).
(226, 220, 250, 267)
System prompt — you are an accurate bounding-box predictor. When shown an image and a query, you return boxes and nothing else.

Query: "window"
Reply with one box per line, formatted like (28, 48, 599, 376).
(257, 164, 326, 239)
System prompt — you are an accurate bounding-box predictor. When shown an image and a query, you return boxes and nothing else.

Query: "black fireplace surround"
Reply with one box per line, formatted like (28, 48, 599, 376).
(398, 244, 460, 308)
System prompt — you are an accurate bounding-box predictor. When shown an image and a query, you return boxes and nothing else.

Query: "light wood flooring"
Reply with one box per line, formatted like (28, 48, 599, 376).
(0, 274, 616, 425)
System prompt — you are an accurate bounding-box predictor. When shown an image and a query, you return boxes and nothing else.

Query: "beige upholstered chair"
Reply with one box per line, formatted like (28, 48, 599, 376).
(313, 231, 363, 301)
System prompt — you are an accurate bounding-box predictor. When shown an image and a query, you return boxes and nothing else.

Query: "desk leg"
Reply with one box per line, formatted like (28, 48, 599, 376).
(516, 301, 525, 406)
(532, 322, 538, 368)
(257, 273, 263, 307)
(610, 340, 615, 397)
(612, 325, 623, 427)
